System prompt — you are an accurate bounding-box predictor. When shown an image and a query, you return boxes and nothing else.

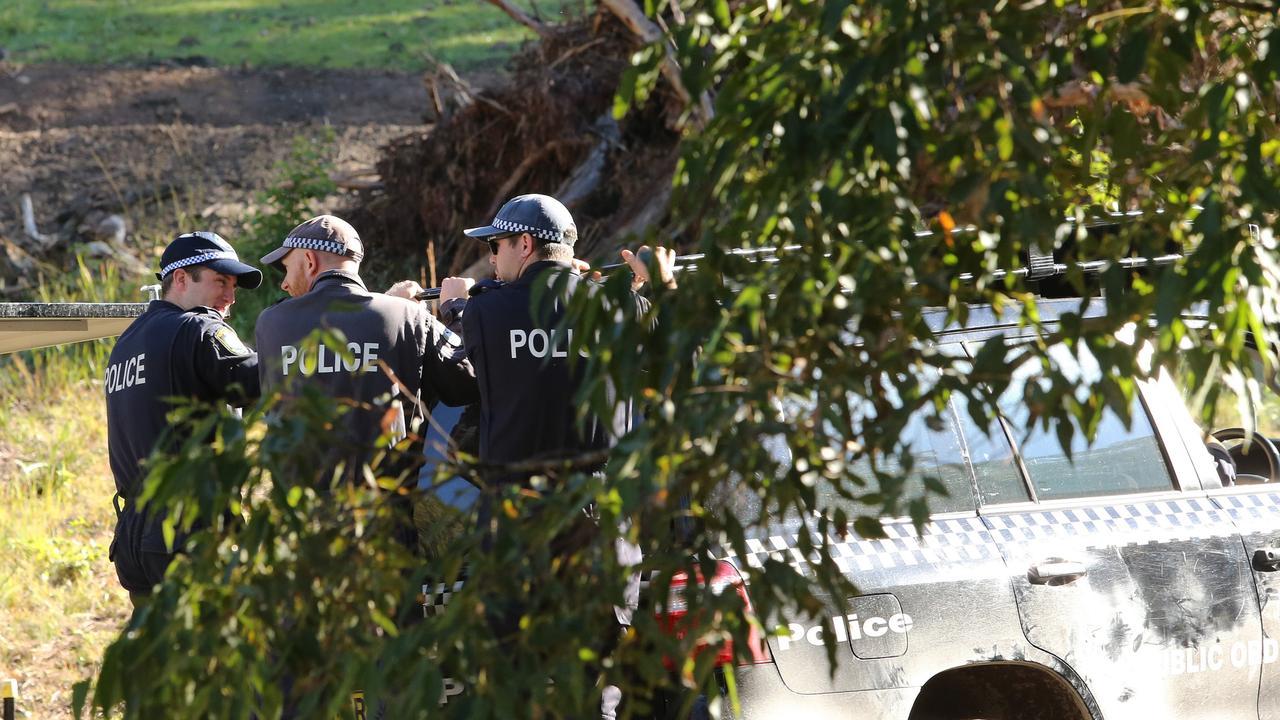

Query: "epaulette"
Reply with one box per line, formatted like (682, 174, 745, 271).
(189, 305, 225, 321)
(469, 279, 506, 296)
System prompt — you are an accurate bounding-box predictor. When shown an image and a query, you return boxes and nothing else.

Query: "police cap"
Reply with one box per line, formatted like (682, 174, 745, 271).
(157, 231, 263, 289)
(261, 215, 365, 269)
(464, 194, 577, 247)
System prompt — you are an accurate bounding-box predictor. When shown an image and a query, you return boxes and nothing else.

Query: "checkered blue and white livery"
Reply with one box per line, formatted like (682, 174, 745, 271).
(715, 497, 1239, 577)
(982, 497, 1235, 555)
(423, 580, 466, 617)
(1214, 490, 1280, 533)
(421, 495, 1256, 615)
(714, 516, 1000, 576)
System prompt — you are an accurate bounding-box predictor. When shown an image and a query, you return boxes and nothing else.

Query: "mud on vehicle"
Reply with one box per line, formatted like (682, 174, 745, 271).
(692, 295, 1280, 720)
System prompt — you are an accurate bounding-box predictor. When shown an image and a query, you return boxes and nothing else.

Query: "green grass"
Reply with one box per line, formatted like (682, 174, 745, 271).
(0, 349, 130, 719)
(0, 0, 575, 71)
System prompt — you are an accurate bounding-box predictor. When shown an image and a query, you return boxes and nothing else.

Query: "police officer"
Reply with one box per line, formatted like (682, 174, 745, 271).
(449, 194, 673, 479)
(105, 231, 263, 606)
(450, 194, 675, 720)
(254, 214, 478, 480)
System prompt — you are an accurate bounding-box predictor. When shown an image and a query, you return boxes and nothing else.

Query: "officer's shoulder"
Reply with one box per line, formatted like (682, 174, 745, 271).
(181, 306, 237, 335)
(373, 291, 432, 320)
(179, 308, 252, 355)
(374, 291, 421, 308)
(255, 297, 294, 327)
(465, 279, 511, 307)
(186, 305, 225, 321)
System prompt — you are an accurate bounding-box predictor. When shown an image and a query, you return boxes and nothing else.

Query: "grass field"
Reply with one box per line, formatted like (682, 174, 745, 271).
(0, 259, 147, 717)
(0, 376, 129, 718)
(0, 0, 571, 70)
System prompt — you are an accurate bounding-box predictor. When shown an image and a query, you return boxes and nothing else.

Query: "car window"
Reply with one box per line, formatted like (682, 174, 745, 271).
(720, 369, 978, 527)
(840, 400, 975, 515)
(996, 342, 1174, 501)
(949, 392, 1031, 505)
(1181, 348, 1280, 438)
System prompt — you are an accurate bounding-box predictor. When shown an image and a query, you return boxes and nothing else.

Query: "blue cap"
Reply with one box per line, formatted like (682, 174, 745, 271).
(464, 193, 577, 247)
(157, 231, 263, 289)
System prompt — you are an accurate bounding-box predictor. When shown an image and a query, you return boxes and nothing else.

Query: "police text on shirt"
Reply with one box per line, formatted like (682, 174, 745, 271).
(280, 342, 380, 376)
(105, 353, 146, 394)
(509, 328, 587, 359)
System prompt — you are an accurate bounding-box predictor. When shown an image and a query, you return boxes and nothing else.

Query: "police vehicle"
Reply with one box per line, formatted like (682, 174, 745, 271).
(414, 241, 1280, 719)
(695, 292, 1280, 720)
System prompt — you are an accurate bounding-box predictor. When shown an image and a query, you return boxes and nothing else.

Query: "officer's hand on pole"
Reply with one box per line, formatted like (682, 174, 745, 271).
(440, 277, 475, 303)
(623, 246, 678, 291)
(386, 280, 427, 301)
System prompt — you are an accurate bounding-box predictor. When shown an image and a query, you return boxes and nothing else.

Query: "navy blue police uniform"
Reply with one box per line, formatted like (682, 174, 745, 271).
(254, 216, 479, 480)
(104, 232, 261, 597)
(254, 216, 478, 570)
(461, 195, 647, 655)
(460, 194, 649, 720)
(255, 269, 479, 460)
(460, 263, 631, 480)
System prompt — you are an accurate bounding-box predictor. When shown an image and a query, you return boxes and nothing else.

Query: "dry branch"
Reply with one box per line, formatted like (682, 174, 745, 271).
(331, 168, 385, 191)
(487, 138, 587, 218)
(20, 194, 55, 249)
(485, 0, 551, 38)
(556, 114, 622, 208)
(600, 0, 713, 126)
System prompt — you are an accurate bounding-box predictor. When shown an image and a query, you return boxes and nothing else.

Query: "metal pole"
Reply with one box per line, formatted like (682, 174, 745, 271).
(412, 245, 802, 301)
(410, 242, 1185, 301)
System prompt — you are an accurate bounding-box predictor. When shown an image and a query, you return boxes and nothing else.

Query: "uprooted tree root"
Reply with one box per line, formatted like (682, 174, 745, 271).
(353, 7, 683, 280)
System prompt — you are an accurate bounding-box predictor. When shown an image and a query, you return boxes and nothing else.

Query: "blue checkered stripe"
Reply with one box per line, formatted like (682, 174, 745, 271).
(159, 250, 238, 278)
(716, 517, 999, 575)
(983, 497, 1231, 553)
(422, 580, 466, 617)
(1215, 491, 1280, 533)
(285, 235, 356, 257)
(492, 217, 564, 242)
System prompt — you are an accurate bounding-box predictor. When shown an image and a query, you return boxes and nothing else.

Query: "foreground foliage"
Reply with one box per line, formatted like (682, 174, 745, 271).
(81, 1, 1280, 718)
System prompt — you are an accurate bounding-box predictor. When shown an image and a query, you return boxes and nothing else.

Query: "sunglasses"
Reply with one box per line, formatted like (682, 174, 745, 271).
(486, 233, 521, 255)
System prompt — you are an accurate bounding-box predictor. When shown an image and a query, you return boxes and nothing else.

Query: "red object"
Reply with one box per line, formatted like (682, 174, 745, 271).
(658, 560, 772, 670)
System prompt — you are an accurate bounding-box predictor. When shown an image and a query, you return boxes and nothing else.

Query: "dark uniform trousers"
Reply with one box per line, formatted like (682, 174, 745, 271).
(105, 300, 259, 599)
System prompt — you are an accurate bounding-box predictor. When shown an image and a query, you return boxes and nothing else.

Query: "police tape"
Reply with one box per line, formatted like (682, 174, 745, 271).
(3, 679, 16, 720)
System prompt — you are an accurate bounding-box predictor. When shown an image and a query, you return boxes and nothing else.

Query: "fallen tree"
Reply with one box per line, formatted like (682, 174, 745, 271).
(354, 2, 688, 281)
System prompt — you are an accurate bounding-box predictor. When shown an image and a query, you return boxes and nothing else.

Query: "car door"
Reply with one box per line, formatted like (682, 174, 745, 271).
(971, 341, 1263, 719)
(718, 352, 1035, 700)
(1180, 346, 1280, 720)
(1214, 481, 1280, 719)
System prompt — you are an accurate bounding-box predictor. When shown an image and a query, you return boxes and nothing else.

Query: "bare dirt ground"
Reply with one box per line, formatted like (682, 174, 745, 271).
(0, 62, 436, 292)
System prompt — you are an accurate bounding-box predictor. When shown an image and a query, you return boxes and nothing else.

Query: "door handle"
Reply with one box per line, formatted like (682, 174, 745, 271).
(1253, 548, 1280, 572)
(1028, 559, 1089, 586)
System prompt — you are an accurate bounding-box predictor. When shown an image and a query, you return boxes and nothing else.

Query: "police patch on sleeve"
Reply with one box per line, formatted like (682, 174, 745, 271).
(212, 325, 251, 356)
